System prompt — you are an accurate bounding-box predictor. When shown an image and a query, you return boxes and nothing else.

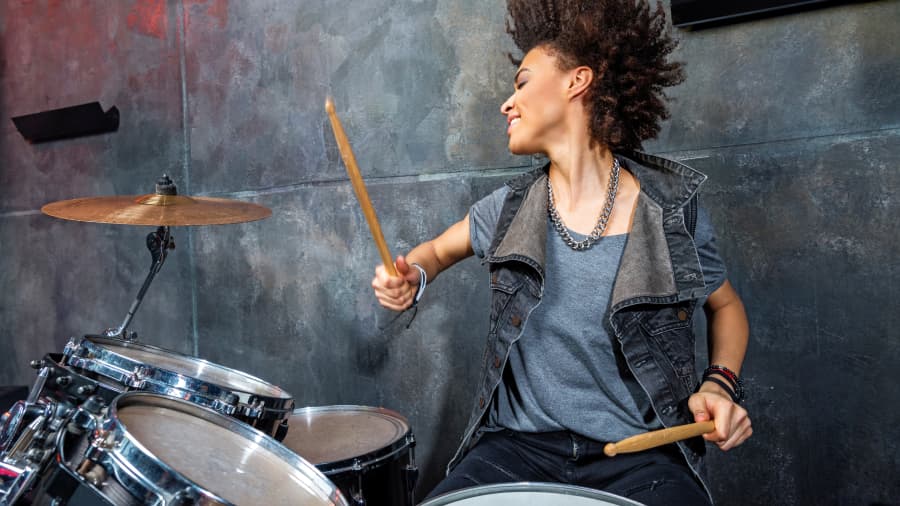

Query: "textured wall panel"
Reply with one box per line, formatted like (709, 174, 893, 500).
(184, 0, 521, 195)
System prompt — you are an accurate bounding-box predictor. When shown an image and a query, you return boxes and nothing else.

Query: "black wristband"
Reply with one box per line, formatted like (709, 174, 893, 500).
(705, 370, 737, 391)
(701, 375, 740, 404)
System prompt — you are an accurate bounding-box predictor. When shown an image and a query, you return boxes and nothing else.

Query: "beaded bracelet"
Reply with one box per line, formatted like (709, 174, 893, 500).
(708, 364, 739, 384)
(701, 365, 745, 404)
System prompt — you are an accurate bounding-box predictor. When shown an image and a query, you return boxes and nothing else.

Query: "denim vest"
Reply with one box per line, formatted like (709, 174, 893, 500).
(447, 151, 713, 498)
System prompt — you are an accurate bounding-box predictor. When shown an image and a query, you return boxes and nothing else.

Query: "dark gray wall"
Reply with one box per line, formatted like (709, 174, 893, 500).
(1, 1, 897, 504)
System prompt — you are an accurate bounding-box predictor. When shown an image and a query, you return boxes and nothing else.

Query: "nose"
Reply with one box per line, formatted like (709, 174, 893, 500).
(501, 93, 514, 115)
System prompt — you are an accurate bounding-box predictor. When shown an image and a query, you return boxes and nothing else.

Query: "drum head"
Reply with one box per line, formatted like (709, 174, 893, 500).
(420, 483, 645, 506)
(89, 337, 289, 399)
(113, 394, 343, 505)
(281, 406, 410, 471)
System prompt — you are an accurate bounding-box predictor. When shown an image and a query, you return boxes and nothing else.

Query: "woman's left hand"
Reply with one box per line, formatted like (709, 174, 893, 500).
(688, 382, 753, 451)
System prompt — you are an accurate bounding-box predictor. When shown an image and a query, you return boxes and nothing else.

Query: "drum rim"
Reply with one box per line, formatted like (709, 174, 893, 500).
(286, 405, 413, 474)
(66, 335, 293, 412)
(83, 335, 291, 398)
(419, 482, 646, 506)
(105, 391, 347, 506)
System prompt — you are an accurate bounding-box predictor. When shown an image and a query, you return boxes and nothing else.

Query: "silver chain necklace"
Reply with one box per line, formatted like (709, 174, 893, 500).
(547, 157, 620, 251)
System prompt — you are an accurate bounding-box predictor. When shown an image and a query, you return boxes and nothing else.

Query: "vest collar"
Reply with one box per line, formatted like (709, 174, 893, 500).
(484, 152, 707, 300)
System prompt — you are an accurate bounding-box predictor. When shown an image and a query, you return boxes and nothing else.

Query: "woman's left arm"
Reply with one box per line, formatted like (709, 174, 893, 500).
(688, 279, 753, 451)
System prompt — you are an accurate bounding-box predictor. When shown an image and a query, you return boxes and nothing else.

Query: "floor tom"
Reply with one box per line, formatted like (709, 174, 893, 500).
(281, 405, 417, 506)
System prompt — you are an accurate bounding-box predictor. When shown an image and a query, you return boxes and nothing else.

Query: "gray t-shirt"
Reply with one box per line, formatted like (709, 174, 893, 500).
(470, 184, 727, 441)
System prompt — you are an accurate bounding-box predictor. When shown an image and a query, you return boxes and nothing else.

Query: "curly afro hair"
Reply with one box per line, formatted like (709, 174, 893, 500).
(506, 0, 684, 151)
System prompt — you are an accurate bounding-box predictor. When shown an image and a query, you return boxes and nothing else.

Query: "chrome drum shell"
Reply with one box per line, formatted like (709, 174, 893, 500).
(63, 335, 293, 437)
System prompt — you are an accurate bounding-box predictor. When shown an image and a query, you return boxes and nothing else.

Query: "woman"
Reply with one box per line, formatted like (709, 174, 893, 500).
(372, 1, 751, 504)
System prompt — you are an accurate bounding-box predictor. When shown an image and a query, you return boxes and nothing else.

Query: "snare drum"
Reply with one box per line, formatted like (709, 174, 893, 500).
(420, 482, 645, 506)
(281, 405, 418, 506)
(63, 335, 293, 437)
(29, 392, 349, 506)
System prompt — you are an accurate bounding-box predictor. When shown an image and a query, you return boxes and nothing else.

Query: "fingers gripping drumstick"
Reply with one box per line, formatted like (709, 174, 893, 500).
(325, 98, 398, 277)
(603, 421, 716, 457)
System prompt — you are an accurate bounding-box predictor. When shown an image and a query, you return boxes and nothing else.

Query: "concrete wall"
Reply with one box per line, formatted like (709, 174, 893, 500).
(1, 1, 897, 504)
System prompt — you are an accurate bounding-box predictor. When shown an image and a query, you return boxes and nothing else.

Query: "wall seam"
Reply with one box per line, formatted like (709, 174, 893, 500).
(176, 0, 200, 358)
(652, 124, 900, 157)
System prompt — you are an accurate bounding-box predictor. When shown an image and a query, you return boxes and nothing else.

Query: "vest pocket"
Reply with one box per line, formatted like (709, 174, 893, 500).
(638, 300, 696, 336)
(636, 301, 698, 398)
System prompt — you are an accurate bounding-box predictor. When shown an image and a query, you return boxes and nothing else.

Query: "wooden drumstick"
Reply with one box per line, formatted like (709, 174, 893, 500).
(325, 97, 398, 277)
(603, 420, 716, 457)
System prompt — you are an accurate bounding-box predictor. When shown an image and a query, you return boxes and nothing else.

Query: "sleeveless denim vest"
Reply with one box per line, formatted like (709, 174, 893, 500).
(447, 151, 714, 500)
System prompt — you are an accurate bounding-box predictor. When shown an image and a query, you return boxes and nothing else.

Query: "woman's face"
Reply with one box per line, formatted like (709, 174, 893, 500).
(501, 46, 571, 155)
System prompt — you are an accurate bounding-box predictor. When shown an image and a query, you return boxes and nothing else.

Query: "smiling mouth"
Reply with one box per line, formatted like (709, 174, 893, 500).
(507, 118, 520, 134)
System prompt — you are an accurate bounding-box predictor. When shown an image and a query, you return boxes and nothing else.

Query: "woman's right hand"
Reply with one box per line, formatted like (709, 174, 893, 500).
(372, 255, 421, 311)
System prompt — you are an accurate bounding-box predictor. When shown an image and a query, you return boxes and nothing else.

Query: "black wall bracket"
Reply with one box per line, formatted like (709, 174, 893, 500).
(11, 101, 119, 143)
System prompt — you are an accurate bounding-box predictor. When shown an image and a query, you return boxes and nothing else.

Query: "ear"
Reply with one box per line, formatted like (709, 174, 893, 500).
(566, 66, 594, 101)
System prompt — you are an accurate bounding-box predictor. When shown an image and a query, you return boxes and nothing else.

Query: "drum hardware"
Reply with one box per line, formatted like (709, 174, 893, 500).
(102, 224, 173, 341)
(0, 459, 38, 505)
(402, 439, 418, 506)
(274, 419, 290, 441)
(27, 367, 51, 405)
(0, 394, 78, 505)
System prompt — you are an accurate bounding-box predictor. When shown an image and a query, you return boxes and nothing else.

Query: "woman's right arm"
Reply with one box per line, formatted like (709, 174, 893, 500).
(372, 214, 474, 311)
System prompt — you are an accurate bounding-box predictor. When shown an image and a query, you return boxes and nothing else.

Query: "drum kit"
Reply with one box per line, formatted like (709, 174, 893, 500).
(0, 176, 418, 505)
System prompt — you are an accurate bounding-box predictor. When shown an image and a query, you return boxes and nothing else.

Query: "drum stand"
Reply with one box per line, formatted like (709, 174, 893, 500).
(103, 226, 174, 341)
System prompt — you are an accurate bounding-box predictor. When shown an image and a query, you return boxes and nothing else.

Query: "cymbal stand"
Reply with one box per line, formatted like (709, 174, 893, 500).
(103, 226, 174, 341)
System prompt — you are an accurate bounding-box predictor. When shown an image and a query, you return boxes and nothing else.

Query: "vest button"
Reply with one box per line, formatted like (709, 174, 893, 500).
(479, 397, 485, 408)
(511, 315, 522, 327)
(494, 356, 501, 368)
(677, 310, 688, 321)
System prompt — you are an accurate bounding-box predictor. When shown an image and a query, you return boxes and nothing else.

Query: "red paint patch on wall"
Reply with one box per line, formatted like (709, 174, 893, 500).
(185, 0, 229, 30)
(127, 0, 168, 40)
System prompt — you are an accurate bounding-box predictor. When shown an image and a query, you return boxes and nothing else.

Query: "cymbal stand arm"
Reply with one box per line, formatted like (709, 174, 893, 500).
(104, 226, 174, 340)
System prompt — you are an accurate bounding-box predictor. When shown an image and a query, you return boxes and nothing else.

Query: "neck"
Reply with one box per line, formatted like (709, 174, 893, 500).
(545, 138, 616, 212)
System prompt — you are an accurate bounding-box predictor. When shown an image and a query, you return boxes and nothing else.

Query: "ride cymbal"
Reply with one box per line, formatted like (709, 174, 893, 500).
(41, 175, 271, 226)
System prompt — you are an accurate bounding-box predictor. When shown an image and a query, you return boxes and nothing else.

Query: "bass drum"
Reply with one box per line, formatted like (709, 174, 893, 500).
(63, 335, 293, 438)
(420, 483, 645, 506)
(280, 405, 417, 506)
(28, 392, 348, 506)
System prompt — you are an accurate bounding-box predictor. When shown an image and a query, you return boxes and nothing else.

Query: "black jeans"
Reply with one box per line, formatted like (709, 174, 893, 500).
(427, 430, 711, 505)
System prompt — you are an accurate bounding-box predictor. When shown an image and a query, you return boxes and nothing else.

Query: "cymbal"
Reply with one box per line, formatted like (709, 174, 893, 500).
(42, 189, 271, 226)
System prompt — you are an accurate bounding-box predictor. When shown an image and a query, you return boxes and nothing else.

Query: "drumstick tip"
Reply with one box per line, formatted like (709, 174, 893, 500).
(325, 97, 335, 115)
(603, 443, 617, 457)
